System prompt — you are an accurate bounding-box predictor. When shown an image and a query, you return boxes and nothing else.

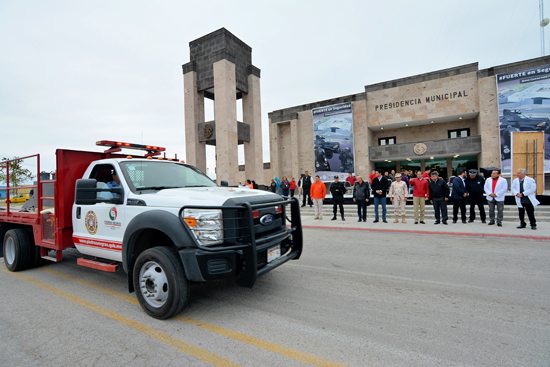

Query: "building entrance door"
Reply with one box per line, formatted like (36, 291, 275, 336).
(425, 158, 448, 181)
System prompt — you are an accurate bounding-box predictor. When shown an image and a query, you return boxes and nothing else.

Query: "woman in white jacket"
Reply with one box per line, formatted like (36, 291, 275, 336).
(511, 168, 540, 230)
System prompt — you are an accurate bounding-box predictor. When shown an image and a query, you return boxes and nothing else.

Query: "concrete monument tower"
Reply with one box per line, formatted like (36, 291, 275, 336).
(182, 28, 263, 185)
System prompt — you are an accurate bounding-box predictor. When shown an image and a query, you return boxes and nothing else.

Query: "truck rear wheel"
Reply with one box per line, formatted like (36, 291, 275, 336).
(133, 247, 189, 319)
(3, 229, 32, 272)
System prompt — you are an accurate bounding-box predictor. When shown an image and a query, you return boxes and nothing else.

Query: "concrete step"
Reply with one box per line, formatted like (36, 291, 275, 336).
(299, 204, 550, 221)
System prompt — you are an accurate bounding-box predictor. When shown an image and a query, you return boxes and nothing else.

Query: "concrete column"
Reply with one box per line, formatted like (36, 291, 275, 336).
(183, 71, 206, 172)
(242, 73, 264, 184)
(290, 119, 300, 181)
(269, 120, 280, 180)
(213, 59, 238, 185)
(477, 76, 501, 169)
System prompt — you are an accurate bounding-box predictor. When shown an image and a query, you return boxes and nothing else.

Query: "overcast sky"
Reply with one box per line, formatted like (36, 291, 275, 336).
(0, 0, 544, 177)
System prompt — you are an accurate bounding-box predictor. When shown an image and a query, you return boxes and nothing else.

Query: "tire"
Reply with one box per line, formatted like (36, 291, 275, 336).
(133, 247, 189, 319)
(0, 227, 8, 257)
(25, 229, 46, 269)
(3, 229, 33, 272)
(325, 150, 334, 159)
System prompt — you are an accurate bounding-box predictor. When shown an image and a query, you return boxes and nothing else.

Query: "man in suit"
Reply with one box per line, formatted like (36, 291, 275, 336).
(484, 169, 508, 227)
(511, 168, 540, 230)
(371, 169, 389, 223)
(451, 168, 469, 223)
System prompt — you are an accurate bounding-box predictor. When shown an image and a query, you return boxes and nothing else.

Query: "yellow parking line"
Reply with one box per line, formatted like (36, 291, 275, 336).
(40, 268, 347, 367)
(1, 267, 241, 367)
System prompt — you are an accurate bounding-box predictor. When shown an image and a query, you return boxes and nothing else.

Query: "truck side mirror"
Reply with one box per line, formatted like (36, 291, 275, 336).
(75, 179, 98, 205)
(75, 179, 125, 205)
(220, 180, 229, 187)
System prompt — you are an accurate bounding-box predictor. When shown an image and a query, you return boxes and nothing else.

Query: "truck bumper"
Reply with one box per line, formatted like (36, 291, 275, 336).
(178, 197, 303, 286)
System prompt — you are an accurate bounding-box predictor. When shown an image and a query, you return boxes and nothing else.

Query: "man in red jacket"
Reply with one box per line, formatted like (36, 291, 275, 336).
(409, 170, 429, 224)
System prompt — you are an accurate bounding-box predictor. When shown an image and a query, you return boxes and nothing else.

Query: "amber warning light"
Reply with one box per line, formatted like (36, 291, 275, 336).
(96, 140, 166, 156)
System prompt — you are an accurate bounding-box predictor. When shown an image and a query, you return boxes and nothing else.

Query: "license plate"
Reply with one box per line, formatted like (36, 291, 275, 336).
(267, 245, 281, 263)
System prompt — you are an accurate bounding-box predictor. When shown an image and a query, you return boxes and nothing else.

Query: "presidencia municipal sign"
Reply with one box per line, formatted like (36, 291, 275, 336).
(496, 65, 550, 173)
(312, 102, 354, 180)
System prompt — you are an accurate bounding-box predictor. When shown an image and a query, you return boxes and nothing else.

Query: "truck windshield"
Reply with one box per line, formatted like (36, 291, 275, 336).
(119, 161, 217, 191)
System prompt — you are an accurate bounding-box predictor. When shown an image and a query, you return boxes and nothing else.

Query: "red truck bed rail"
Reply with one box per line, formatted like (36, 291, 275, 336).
(1, 149, 127, 262)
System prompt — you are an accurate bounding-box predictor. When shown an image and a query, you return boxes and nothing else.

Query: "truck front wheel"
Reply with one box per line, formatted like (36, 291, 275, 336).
(133, 247, 189, 319)
(3, 229, 32, 272)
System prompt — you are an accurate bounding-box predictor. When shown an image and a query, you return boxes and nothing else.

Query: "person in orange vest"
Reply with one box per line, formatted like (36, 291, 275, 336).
(311, 175, 327, 220)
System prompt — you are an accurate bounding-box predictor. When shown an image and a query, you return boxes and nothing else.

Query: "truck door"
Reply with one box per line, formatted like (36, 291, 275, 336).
(72, 164, 125, 262)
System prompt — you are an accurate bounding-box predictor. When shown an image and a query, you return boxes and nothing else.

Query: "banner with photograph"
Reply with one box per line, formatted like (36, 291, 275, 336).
(497, 65, 550, 173)
(312, 102, 354, 181)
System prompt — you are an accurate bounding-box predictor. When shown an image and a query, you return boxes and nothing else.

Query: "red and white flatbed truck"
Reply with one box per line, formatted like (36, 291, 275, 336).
(0, 141, 303, 319)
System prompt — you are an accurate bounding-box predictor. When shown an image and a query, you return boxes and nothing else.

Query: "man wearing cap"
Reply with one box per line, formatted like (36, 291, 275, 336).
(451, 168, 469, 223)
(511, 168, 540, 230)
(330, 175, 347, 221)
(484, 169, 508, 227)
(466, 169, 486, 223)
(389, 173, 408, 223)
(428, 171, 450, 225)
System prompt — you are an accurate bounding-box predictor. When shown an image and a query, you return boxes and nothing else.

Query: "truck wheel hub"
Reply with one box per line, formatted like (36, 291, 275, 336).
(139, 261, 169, 308)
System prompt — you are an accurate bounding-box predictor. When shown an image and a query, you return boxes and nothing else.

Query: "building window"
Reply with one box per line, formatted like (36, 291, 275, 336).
(379, 137, 396, 145)
(448, 128, 470, 139)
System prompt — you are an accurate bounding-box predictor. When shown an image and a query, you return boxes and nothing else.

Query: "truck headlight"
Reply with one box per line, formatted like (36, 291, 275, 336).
(182, 209, 223, 245)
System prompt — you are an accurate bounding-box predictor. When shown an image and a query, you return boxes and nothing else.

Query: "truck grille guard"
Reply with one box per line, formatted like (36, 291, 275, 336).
(178, 196, 303, 287)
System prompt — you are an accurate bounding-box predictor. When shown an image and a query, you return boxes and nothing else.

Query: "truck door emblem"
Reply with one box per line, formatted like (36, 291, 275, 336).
(259, 214, 274, 226)
(109, 207, 117, 220)
(85, 210, 98, 235)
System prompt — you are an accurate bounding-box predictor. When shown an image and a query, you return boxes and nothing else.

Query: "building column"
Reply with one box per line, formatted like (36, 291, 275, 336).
(290, 119, 300, 181)
(213, 59, 238, 186)
(243, 70, 264, 184)
(183, 71, 206, 172)
(477, 76, 501, 169)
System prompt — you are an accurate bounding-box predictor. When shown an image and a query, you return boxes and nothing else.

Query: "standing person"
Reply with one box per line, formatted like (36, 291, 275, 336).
(451, 168, 469, 224)
(466, 169, 486, 223)
(346, 173, 356, 186)
(371, 170, 389, 223)
(274, 177, 281, 195)
(428, 171, 450, 225)
(484, 169, 508, 227)
(270, 179, 277, 193)
(353, 176, 370, 222)
(281, 176, 290, 196)
(511, 168, 540, 230)
(330, 175, 346, 221)
(384, 171, 392, 183)
(388, 169, 396, 182)
(310, 175, 326, 220)
(369, 169, 377, 184)
(400, 171, 409, 188)
(409, 170, 429, 224)
(289, 178, 296, 197)
(245, 180, 254, 190)
(299, 171, 313, 207)
(389, 174, 408, 223)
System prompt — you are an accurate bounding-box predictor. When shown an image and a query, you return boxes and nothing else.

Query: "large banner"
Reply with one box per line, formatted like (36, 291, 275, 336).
(497, 65, 550, 173)
(312, 102, 354, 180)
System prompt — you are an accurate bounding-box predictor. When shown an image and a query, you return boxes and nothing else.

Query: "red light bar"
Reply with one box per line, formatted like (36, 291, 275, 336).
(252, 210, 260, 218)
(96, 140, 166, 154)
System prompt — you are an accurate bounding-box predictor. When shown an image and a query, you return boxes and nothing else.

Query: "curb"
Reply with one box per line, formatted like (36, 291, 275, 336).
(301, 225, 550, 241)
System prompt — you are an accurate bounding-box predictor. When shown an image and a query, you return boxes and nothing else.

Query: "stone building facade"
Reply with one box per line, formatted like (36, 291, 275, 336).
(266, 56, 550, 185)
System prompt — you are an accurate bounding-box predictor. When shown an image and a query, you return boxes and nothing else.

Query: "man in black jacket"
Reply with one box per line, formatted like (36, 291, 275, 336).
(371, 170, 389, 223)
(299, 171, 313, 207)
(428, 171, 450, 225)
(330, 176, 347, 221)
(451, 168, 469, 223)
(465, 169, 486, 223)
(353, 175, 370, 222)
